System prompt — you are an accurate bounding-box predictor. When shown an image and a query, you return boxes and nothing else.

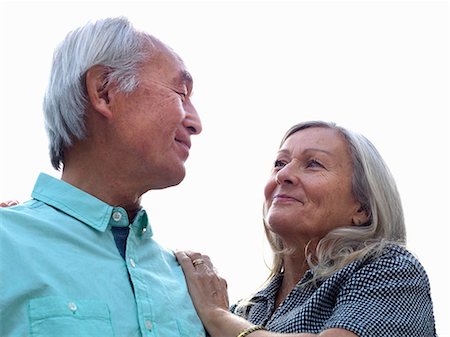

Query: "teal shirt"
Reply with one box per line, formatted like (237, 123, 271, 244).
(0, 173, 205, 337)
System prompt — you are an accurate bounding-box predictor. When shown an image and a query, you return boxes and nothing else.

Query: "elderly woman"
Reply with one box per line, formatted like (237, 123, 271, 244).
(176, 121, 436, 337)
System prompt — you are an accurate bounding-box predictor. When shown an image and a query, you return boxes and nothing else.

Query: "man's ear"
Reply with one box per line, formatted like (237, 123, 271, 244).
(351, 205, 370, 226)
(85, 65, 113, 119)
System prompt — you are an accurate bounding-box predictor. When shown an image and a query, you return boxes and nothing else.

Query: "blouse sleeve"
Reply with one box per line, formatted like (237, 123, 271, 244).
(323, 251, 436, 337)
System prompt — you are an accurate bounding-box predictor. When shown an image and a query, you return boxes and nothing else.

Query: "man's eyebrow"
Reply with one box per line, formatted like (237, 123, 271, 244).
(181, 70, 193, 85)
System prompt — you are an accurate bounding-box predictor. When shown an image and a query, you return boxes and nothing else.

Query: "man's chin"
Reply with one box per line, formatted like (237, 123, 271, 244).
(154, 167, 186, 190)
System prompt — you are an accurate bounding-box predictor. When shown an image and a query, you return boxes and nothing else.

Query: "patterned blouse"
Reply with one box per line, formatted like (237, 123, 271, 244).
(231, 245, 436, 336)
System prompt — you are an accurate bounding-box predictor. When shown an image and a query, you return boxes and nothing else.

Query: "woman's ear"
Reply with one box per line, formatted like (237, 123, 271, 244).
(85, 65, 113, 119)
(351, 205, 370, 226)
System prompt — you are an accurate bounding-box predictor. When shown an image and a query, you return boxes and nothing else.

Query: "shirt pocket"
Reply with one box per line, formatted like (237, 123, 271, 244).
(28, 297, 114, 337)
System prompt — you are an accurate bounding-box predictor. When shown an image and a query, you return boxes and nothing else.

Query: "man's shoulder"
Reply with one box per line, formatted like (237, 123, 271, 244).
(0, 199, 61, 243)
(0, 199, 43, 218)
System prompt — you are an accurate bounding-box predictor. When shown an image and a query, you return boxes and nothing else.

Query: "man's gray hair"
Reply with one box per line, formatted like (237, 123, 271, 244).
(43, 17, 154, 169)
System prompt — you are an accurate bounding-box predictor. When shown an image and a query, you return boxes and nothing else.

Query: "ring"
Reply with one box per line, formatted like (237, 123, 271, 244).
(192, 258, 205, 267)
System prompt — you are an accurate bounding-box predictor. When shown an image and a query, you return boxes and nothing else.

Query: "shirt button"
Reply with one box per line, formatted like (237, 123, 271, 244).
(68, 302, 77, 312)
(130, 258, 136, 268)
(112, 212, 122, 222)
(145, 320, 153, 331)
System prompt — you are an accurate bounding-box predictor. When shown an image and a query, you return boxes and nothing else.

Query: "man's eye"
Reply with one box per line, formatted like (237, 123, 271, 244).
(173, 90, 186, 102)
(178, 92, 186, 101)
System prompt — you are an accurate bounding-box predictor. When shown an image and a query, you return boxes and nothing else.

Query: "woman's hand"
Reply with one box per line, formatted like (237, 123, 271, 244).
(176, 250, 263, 336)
(175, 251, 231, 330)
(0, 200, 19, 207)
(175, 251, 358, 337)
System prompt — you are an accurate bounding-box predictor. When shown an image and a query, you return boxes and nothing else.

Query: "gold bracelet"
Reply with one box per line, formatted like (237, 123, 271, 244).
(236, 325, 266, 337)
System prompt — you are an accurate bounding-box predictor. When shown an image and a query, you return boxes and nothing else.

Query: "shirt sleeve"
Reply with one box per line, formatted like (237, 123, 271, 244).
(323, 253, 436, 337)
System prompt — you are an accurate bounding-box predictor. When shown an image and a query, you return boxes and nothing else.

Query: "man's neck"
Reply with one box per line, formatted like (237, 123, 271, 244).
(61, 165, 143, 221)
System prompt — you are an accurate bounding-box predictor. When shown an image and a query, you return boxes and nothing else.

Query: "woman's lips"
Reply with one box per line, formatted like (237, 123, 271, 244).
(273, 194, 303, 204)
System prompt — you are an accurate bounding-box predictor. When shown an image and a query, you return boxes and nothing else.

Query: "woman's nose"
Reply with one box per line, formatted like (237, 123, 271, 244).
(275, 163, 299, 185)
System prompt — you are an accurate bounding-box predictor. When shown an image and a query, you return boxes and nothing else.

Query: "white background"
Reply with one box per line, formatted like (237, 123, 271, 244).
(0, 1, 448, 335)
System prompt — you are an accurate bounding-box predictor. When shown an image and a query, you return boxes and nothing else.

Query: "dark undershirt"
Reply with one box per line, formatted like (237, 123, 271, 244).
(111, 226, 130, 259)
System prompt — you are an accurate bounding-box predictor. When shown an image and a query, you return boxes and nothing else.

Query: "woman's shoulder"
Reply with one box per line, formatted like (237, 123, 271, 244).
(344, 243, 431, 286)
(369, 244, 427, 272)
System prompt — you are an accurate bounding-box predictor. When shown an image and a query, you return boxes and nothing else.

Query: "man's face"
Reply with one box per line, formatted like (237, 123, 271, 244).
(109, 40, 202, 191)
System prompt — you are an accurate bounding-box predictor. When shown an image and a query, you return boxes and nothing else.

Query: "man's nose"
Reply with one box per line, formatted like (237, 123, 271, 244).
(184, 104, 202, 135)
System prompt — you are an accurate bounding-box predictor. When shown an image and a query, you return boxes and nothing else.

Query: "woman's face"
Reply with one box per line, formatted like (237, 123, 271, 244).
(264, 127, 366, 247)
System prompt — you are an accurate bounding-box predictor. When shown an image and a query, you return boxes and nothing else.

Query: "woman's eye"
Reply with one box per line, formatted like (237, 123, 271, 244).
(306, 159, 324, 168)
(274, 160, 286, 169)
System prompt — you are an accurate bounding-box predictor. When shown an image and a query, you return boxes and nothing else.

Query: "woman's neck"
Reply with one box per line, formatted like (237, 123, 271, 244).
(274, 250, 310, 308)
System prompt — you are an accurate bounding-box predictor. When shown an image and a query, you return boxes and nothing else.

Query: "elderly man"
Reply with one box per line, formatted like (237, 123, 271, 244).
(0, 17, 204, 336)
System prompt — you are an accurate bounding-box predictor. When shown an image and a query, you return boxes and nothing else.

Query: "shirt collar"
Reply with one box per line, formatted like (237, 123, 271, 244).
(252, 269, 315, 302)
(252, 274, 284, 301)
(31, 173, 151, 235)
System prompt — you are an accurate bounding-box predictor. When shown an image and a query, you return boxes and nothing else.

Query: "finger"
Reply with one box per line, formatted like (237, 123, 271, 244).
(184, 250, 204, 261)
(188, 253, 213, 268)
(0, 200, 19, 207)
(175, 250, 215, 273)
(178, 251, 212, 267)
(175, 250, 202, 265)
(174, 250, 196, 274)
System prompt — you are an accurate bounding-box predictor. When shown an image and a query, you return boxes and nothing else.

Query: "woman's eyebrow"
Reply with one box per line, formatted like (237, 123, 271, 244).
(277, 148, 333, 156)
(302, 148, 333, 156)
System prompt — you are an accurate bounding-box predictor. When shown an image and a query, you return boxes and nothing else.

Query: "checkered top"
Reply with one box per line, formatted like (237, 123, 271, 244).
(231, 244, 436, 336)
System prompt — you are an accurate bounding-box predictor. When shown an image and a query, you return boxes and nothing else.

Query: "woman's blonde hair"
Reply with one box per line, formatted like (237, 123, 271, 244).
(236, 121, 405, 313)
